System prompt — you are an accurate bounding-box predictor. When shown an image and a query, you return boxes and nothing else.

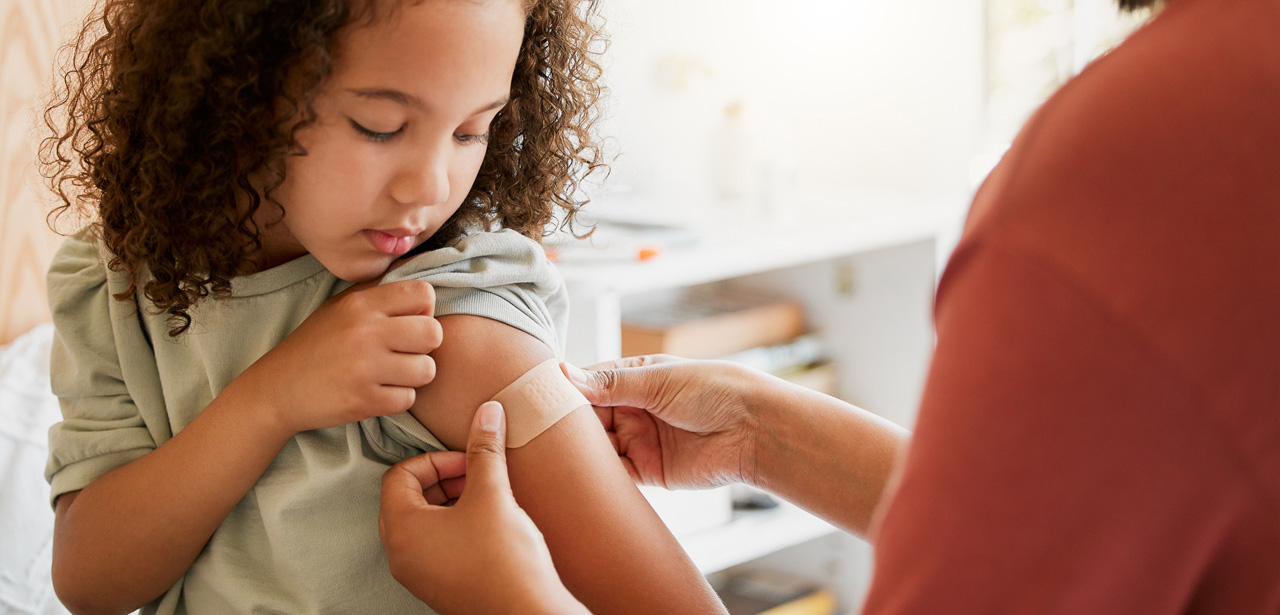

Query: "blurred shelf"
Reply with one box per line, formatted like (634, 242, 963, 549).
(680, 500, 839, 575)
(558, 189, 951, 607)
(556, 190, 966, 296)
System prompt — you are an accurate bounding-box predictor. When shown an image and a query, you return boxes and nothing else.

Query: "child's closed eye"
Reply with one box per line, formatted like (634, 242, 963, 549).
(350, 118, 403, 143)
(453, 132, 489, 146)
(349, 117, 487, 147)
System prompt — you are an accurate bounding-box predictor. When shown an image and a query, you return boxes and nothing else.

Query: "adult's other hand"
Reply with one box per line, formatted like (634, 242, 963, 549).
(379, 402, 588, 615)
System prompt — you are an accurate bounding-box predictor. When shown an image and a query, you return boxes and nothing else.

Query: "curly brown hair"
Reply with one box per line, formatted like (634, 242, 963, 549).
(41, 0, 606, 336)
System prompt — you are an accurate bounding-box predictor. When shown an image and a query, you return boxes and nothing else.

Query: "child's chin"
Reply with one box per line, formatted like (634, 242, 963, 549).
(327, 257, 394, 283)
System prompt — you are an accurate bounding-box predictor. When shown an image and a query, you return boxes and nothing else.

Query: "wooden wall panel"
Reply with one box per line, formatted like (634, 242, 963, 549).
(0, 0, 92, 344)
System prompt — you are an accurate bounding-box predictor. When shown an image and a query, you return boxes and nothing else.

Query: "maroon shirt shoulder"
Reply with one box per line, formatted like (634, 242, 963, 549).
(864, 0, 1280, 611)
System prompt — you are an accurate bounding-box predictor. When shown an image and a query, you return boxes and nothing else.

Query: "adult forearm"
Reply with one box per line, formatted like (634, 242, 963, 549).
(749, 379, 909, 537)
(53, 378, 295, 614)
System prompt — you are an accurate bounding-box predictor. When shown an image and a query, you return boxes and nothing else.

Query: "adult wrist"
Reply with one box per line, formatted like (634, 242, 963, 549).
(734, 367, 791, 490)
(744, 374, 816, 495)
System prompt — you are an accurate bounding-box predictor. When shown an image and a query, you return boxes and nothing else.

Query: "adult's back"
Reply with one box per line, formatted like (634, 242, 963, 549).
(866, 0, 1280, 611)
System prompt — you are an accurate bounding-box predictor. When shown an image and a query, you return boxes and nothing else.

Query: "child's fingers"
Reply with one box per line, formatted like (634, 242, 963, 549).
(383, 315, 443, 355)
(371, 385, 418, 415)
(377, 353, 437, 389)
(365, 280, 436, 317)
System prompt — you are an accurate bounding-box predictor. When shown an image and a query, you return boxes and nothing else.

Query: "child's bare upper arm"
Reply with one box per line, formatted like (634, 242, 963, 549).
(407, 315, 550, 449)
(408, 315, 726, 615)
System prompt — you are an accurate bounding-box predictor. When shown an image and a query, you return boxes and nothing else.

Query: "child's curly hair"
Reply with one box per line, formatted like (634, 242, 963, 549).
(41, 0, 606, 336)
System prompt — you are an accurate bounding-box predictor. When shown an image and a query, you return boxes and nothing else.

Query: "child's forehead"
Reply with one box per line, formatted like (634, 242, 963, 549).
(336, 0, 527, 51)
(327, 0, 526, 105)
(346, 0, 530, 28)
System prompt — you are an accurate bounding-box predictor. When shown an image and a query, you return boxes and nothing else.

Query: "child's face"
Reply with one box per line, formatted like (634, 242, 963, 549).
(265, 0, 525, 281)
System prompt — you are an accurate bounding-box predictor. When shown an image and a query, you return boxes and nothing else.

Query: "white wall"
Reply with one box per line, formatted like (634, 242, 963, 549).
(594, 0, 986, 207)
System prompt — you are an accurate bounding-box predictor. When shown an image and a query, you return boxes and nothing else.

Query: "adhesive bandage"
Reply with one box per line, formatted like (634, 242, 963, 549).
(492, 358, 591, 447)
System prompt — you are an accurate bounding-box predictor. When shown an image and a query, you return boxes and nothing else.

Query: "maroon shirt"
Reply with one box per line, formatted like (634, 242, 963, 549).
(865, 0, 1280, 611)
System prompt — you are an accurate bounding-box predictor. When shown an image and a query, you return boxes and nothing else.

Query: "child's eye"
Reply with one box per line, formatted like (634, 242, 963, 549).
(349, 119, 402, 142)
(454, 132, 489, 146)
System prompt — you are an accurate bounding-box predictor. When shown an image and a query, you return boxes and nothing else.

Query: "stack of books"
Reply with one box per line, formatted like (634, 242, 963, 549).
(714, 569, 838, 615)
(622, 283, 836, 524)
(621, 284, 835, 396)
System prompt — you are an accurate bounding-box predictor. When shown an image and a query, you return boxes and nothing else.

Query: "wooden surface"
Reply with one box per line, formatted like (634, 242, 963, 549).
(1, 0, 91, 344)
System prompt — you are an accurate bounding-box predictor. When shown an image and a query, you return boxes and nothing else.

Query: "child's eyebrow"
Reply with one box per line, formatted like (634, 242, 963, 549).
(347, 87, 510, 116)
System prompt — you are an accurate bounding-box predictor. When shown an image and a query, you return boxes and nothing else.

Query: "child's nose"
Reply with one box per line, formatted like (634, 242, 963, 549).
(389, 150, 450, 208)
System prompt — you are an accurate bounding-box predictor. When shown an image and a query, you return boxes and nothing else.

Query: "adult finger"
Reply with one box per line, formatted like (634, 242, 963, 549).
(440, 475, 467, 501)
(422, 472, 468, 505)
(561, 361, 671, 410)
(380, 450, 465, 515)
(458, 401, 515, 505)
(584, 354, 683, 372)
(594, 404, 615, 431)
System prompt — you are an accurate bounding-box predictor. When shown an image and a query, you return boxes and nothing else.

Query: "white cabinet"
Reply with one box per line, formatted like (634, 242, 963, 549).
(555, 190, 967, 610)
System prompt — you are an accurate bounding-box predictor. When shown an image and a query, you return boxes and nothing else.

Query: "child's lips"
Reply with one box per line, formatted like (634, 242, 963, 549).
(364, 229, 416, 255)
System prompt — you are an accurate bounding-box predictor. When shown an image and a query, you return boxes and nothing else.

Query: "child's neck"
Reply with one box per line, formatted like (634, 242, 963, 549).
(247, 212, 309, 274)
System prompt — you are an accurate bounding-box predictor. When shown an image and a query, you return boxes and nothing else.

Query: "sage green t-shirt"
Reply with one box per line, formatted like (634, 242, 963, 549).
(44, 229, 569, 615)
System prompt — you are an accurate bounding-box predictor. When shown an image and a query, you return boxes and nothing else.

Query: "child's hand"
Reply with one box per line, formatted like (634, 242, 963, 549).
(242, 280, 443, 435)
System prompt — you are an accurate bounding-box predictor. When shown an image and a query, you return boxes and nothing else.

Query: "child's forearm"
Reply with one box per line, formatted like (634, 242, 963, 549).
(52, 376, 296, 615)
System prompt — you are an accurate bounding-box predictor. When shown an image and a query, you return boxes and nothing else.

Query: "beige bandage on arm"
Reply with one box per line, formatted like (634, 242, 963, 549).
(492, 358, 591, 448)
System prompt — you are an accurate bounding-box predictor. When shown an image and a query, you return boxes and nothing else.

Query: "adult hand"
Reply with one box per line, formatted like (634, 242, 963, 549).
(379, 402, 588, 615)
(240, 280, 442, 435)
(562, 356, 767, 490)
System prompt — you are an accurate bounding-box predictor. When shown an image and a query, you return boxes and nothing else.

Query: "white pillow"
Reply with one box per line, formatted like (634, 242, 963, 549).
(0, 323, 71, 615)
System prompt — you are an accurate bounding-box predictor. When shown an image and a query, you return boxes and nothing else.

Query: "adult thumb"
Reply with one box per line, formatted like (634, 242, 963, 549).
(561, 361, 659, 410)
(462, 401, 514, 503)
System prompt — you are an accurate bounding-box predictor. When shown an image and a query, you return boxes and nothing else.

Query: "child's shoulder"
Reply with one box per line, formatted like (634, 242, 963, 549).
(399, 228, 543, 266)
(382, 228, 569, 356)
(383, 228, 559, 290)
(48, 229, 114, 303)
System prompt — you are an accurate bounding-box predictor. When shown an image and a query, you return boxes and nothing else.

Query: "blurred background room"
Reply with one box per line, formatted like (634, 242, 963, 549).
(0, 1, 1149, 613)
(549, 6, 1144, 610)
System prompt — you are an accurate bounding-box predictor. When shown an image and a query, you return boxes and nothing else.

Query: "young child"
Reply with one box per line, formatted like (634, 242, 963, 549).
(40, 1, 726, 614)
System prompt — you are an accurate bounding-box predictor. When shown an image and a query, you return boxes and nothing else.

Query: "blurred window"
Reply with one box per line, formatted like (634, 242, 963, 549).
(974, 0, 1150, 183)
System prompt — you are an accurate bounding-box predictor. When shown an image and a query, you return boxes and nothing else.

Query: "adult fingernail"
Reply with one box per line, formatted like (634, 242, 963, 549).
(561, 362, 587, 386)
(479, 401, 502, 432)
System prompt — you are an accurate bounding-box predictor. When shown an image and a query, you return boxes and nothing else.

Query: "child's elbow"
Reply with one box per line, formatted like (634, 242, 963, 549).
(52, 558, 134, 615)
(51, 572, 102, 615)
(51, 524, 140, 615)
